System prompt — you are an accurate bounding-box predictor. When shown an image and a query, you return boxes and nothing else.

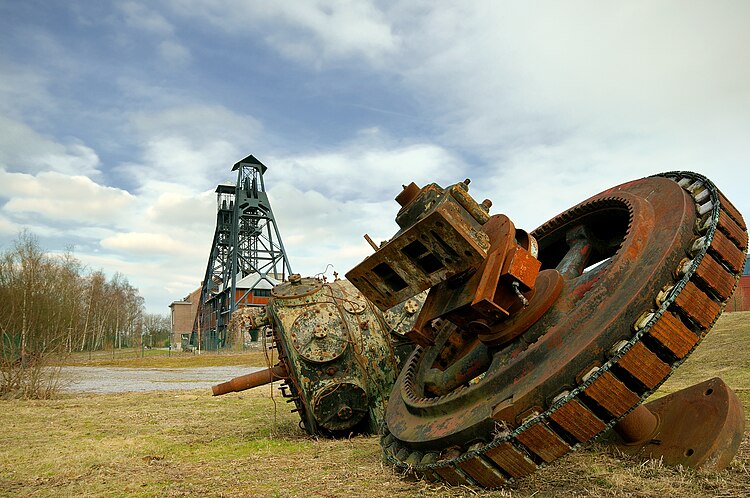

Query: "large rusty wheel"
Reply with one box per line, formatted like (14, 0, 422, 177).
(381, 172, 748, 487)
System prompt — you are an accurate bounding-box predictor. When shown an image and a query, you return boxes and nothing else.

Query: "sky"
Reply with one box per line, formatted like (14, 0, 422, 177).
(1, 1, 748, 314)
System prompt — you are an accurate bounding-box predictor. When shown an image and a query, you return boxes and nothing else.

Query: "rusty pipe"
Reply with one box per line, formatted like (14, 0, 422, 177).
(613, 404, 659, 445)
(211, 364, 288, 396)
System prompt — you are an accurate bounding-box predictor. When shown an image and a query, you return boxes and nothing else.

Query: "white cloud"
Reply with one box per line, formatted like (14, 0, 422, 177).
(101, 231, 189, 256)
(371, 0, 750, 229)
(166, 0, 398, 65)
(394, 1, 750, 148)
(3, 0, 748, 316)
(0, 116, 102, 176)
(121, 104, 263, 191)
(0, 62, 53, 117)
(158, 39, 191, 66)
(266, 141, 466, 203)
(0, 214, 19, 237)
(0, 169, 135, 225)
(117, 1, 175, 36)
(116, 2, 191, 67)
(266, 182, 390, 278)
(261, 138, 471, 276)
(144, 190, 215, 230)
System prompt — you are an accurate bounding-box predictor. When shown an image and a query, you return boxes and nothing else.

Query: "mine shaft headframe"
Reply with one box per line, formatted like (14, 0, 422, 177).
(345, 179, 557, 350)
(347, 172, 747, 488)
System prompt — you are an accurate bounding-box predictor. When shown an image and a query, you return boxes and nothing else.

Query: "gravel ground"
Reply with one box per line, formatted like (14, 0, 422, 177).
(59, 366, 264, 394)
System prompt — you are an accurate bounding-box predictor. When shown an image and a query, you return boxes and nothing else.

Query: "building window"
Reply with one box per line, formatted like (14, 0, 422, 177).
(253, 289, 272, 297)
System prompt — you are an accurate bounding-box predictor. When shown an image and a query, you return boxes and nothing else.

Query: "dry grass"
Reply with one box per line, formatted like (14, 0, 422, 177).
(59, 349, 271, 369)
(2, 312, 750, 497)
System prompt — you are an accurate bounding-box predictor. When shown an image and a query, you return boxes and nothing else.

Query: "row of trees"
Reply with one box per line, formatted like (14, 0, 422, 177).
(0, 232, 168, 397)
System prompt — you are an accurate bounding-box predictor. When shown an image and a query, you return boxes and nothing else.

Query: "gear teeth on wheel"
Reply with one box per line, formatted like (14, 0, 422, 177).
(549, 398, 606, 443)
(693, 252, 739, 301)
(515, 422, 571, 463)
(616, 341, 671, 390)
(433, 464, 471, 485)
(718, 210, 748, 251)
(457, 456, 508, 487)
(483, 443, 537, 478)
(381, 172, 747, 488)
(672, 281, 722, 331)
(718, 192, 746, 231)
(581, 370, 640, 419)
(709, 230, 746, 274)
(644, 310, 699, 359)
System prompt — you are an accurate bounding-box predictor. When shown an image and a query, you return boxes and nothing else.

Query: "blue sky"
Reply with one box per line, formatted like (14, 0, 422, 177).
(1, 1, 749, 314)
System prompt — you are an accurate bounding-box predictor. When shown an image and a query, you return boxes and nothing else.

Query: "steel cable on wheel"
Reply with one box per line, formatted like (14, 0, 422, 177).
(380, 172, 747, 487)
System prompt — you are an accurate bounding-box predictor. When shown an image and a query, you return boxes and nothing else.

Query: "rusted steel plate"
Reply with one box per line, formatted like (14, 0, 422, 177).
(484, 443, 537, 478)
(433, 464, 470, 485)
(718, 209, 748, 251)
(549, 398, 606, 443)
(515, 422, 570, 463)
(365, 172, 746, 486)
(708, 229, 746, 274)
(672, 281, 721, 330)
(583, 371, 640, 418)
(646, 311, 699, 359)
(693, 252, 738, 301)
(457, 456, 507, 487)
(617, 342, 671, 390)
(213, 277, 427, 436)
(718, 191, 746, 230)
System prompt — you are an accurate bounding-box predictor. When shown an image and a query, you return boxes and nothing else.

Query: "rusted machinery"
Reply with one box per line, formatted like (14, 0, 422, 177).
(346, 172, 747, 487)
(212, 276, 425, 435)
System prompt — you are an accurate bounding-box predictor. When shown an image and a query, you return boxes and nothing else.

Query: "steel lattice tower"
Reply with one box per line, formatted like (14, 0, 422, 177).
(193, 155, 292, 350)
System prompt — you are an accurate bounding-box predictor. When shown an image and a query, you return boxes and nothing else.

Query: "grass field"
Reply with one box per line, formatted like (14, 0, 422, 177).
(60, 348, 271, 369)
(2, 312, 750, 497)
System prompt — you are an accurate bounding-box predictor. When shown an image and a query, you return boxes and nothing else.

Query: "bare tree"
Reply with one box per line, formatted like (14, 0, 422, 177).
(0, 231, 146, 398)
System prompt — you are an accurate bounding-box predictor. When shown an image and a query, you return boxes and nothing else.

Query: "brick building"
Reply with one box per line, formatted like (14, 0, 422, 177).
(726, 255, 750, 312)
(169, 286, 201, 350)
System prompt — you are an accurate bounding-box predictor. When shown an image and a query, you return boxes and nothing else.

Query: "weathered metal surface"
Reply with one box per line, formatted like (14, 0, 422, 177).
(211, 364, 288, 396)
(347, 180, 492, 311)
(615, 377, 745, 470)
(212, 276, 426, 436)
(348, 172, 746, 487)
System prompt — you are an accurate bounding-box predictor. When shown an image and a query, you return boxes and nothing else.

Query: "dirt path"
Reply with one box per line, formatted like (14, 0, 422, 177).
(59, 366, 264, 394)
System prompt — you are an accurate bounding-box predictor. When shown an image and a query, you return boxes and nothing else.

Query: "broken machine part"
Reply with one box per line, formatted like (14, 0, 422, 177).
(346, 172, 747, 487)
(212, 276, 425, 436)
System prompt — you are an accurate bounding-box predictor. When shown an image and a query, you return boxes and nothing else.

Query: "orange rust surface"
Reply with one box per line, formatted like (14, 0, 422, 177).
(709, 229, 746, 274)
(583, 371, 639, 417)
(500, 245, 541, 290)
(484, 443, 537, 478)
(549, 398, 605, 443)
(457, 457, 507, 487)
(433, 464, 468, 485)
(719, 192, 746, 230)
(515, 422, 570, 463)
(694, 252, 737, 301)
(647, 311, 699, 358)
(718, 210, 748, 251)
(673, 281, 721, 330)
(617, 341, 671, 389)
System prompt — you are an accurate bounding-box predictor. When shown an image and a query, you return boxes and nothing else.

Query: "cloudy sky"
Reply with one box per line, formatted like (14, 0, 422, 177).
(1, 1, 748, 314)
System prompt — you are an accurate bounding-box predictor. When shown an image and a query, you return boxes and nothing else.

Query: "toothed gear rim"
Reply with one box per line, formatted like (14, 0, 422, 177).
(381, 172, 747, 487)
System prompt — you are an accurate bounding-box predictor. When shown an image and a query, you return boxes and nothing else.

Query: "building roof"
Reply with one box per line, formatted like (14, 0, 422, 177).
(236, 272, 279, 290)
(219, 272, 280, 292)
